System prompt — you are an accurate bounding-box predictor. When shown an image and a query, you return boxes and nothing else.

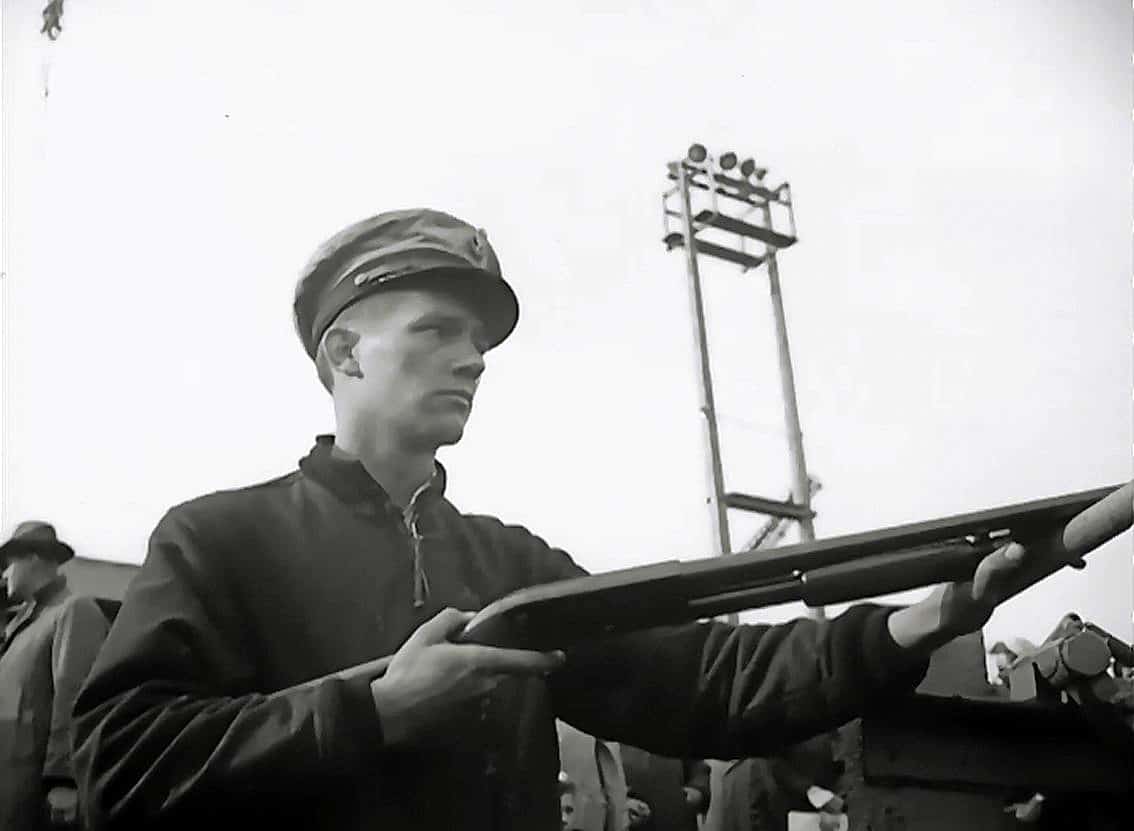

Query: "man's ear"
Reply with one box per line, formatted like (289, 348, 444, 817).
(323, 327, 363, 381)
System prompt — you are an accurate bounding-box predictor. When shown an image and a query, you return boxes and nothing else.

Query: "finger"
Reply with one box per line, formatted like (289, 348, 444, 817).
(460, 645, 567, 676)
(971, 541, 1027, 600)
(404, 608, 476, 647)
(999, 540, 1027, 563)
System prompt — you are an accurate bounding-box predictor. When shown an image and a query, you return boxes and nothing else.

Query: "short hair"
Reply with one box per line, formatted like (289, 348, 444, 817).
(312, 297, 372, 393)
(315, 333, 335, 393)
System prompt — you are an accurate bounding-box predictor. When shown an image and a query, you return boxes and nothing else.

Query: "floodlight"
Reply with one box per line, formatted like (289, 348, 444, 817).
(687, 143, 708, 163)
(739, 158, 756, 178)
(719, 152, 738, 170)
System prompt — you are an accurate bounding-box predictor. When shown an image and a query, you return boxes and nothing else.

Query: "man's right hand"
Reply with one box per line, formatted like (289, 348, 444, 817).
(370, 607, 565, 747)
(46, 785, 80, 828)
(626, 797, 652, 829)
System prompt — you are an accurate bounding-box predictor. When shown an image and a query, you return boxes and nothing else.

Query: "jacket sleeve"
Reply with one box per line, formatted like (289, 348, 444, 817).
(44, 596, 109, 782)
(71, 509, 384, 830)
(514, 530, 930, 760)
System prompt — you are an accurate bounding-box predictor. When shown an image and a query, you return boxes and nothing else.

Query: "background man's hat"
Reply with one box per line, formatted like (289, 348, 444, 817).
(0, 521, 75, 565)
(293, 208, 520, 360)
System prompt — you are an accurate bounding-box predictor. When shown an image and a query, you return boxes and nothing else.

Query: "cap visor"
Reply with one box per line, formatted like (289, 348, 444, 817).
(398, 268, 519, 348)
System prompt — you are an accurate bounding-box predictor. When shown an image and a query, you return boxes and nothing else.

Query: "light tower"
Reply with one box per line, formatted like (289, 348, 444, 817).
(662, 143, 824, 620)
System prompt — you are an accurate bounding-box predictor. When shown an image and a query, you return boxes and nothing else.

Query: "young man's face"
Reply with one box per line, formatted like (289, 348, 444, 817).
(335, 287, 489, 451)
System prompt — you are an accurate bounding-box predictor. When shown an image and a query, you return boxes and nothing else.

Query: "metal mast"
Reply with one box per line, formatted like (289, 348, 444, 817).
(662, 143, 824, 620)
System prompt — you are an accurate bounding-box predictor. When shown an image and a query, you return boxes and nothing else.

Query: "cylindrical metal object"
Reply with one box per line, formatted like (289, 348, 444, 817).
(1034, 630, 1112, 688)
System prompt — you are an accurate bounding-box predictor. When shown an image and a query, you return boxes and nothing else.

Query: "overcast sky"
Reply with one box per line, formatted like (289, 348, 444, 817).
(2, 0, 1130, 646)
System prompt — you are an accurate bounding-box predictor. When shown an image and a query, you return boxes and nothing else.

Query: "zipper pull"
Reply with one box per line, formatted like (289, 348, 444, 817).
(413, 553, 428, 608)
(404, 474, 436, 609)
(409, 516, 430, 608)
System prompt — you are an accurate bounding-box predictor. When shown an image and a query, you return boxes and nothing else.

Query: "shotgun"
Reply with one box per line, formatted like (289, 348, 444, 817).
(339, 482, 1133, 681)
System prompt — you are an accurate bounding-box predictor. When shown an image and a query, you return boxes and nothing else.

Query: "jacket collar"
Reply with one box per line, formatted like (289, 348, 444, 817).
(1, 576, 68, 654)
(298, 435, 447, 512)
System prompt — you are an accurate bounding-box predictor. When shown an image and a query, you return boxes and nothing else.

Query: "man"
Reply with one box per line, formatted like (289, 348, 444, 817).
(620, 747, 710, 831)
(1, 521, 110, 830)
(557, 719, 629, 830)
(718, 733, 844, 831)
(560, 773, 580, 830)
(73, 208, 1044, 830)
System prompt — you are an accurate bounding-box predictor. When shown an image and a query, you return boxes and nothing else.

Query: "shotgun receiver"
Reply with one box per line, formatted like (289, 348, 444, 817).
(339, 483, 1132, 681)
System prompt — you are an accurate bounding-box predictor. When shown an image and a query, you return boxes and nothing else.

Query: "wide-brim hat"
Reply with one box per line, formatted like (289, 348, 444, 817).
(0, 521, 75, 565)
(293, 208, 520, 360)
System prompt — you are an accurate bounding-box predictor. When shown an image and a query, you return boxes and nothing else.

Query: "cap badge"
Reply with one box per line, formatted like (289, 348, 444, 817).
(471, 228, 487, 258)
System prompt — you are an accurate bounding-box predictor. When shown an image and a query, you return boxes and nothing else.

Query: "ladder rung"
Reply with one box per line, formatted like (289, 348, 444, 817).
(724, 492, 815, 520)
(693, 211, 797, 250)
(662, 233, 766, 270)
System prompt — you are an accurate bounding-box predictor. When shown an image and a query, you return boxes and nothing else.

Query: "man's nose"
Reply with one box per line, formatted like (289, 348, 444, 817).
(452, 342, 486, 381)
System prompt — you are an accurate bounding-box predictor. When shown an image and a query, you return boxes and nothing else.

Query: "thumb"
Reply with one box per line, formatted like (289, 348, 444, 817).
(404, 607, 476, 648)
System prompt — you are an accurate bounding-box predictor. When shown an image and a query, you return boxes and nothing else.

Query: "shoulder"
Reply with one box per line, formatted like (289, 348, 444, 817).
(446, 507, 587, 583)
(168, 469, 303, 516)
(445, 507, 553, 557)
(456, 510, 543, 544)
(159, 469, 304, 534)
(56, 591, 102, 614)
(48, 591, 108, 629)
(140, 469, 306, 586)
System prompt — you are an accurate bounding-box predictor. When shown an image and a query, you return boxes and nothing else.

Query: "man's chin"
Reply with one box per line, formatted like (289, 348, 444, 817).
(415, 418, 468, 449)
(434, 427, 466, 448)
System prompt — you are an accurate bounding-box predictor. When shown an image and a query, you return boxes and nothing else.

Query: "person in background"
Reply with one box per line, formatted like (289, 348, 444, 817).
(987, 637, 1038, 687)
(620, 747, 710, 831)
(3, 575, 16, 625)
(717, 733, 844, 831)
(0, 522, 109, 830)
(560, 773, 579, 830)
(558, 720, 628, 830)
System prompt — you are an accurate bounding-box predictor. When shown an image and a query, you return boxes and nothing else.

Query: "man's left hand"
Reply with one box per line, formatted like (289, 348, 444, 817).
(46, 785, 79, 828)
(888, 540, 1030, 652)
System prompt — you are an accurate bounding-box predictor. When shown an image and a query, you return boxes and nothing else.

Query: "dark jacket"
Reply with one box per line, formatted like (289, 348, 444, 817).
(72, 437, 928, 831)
